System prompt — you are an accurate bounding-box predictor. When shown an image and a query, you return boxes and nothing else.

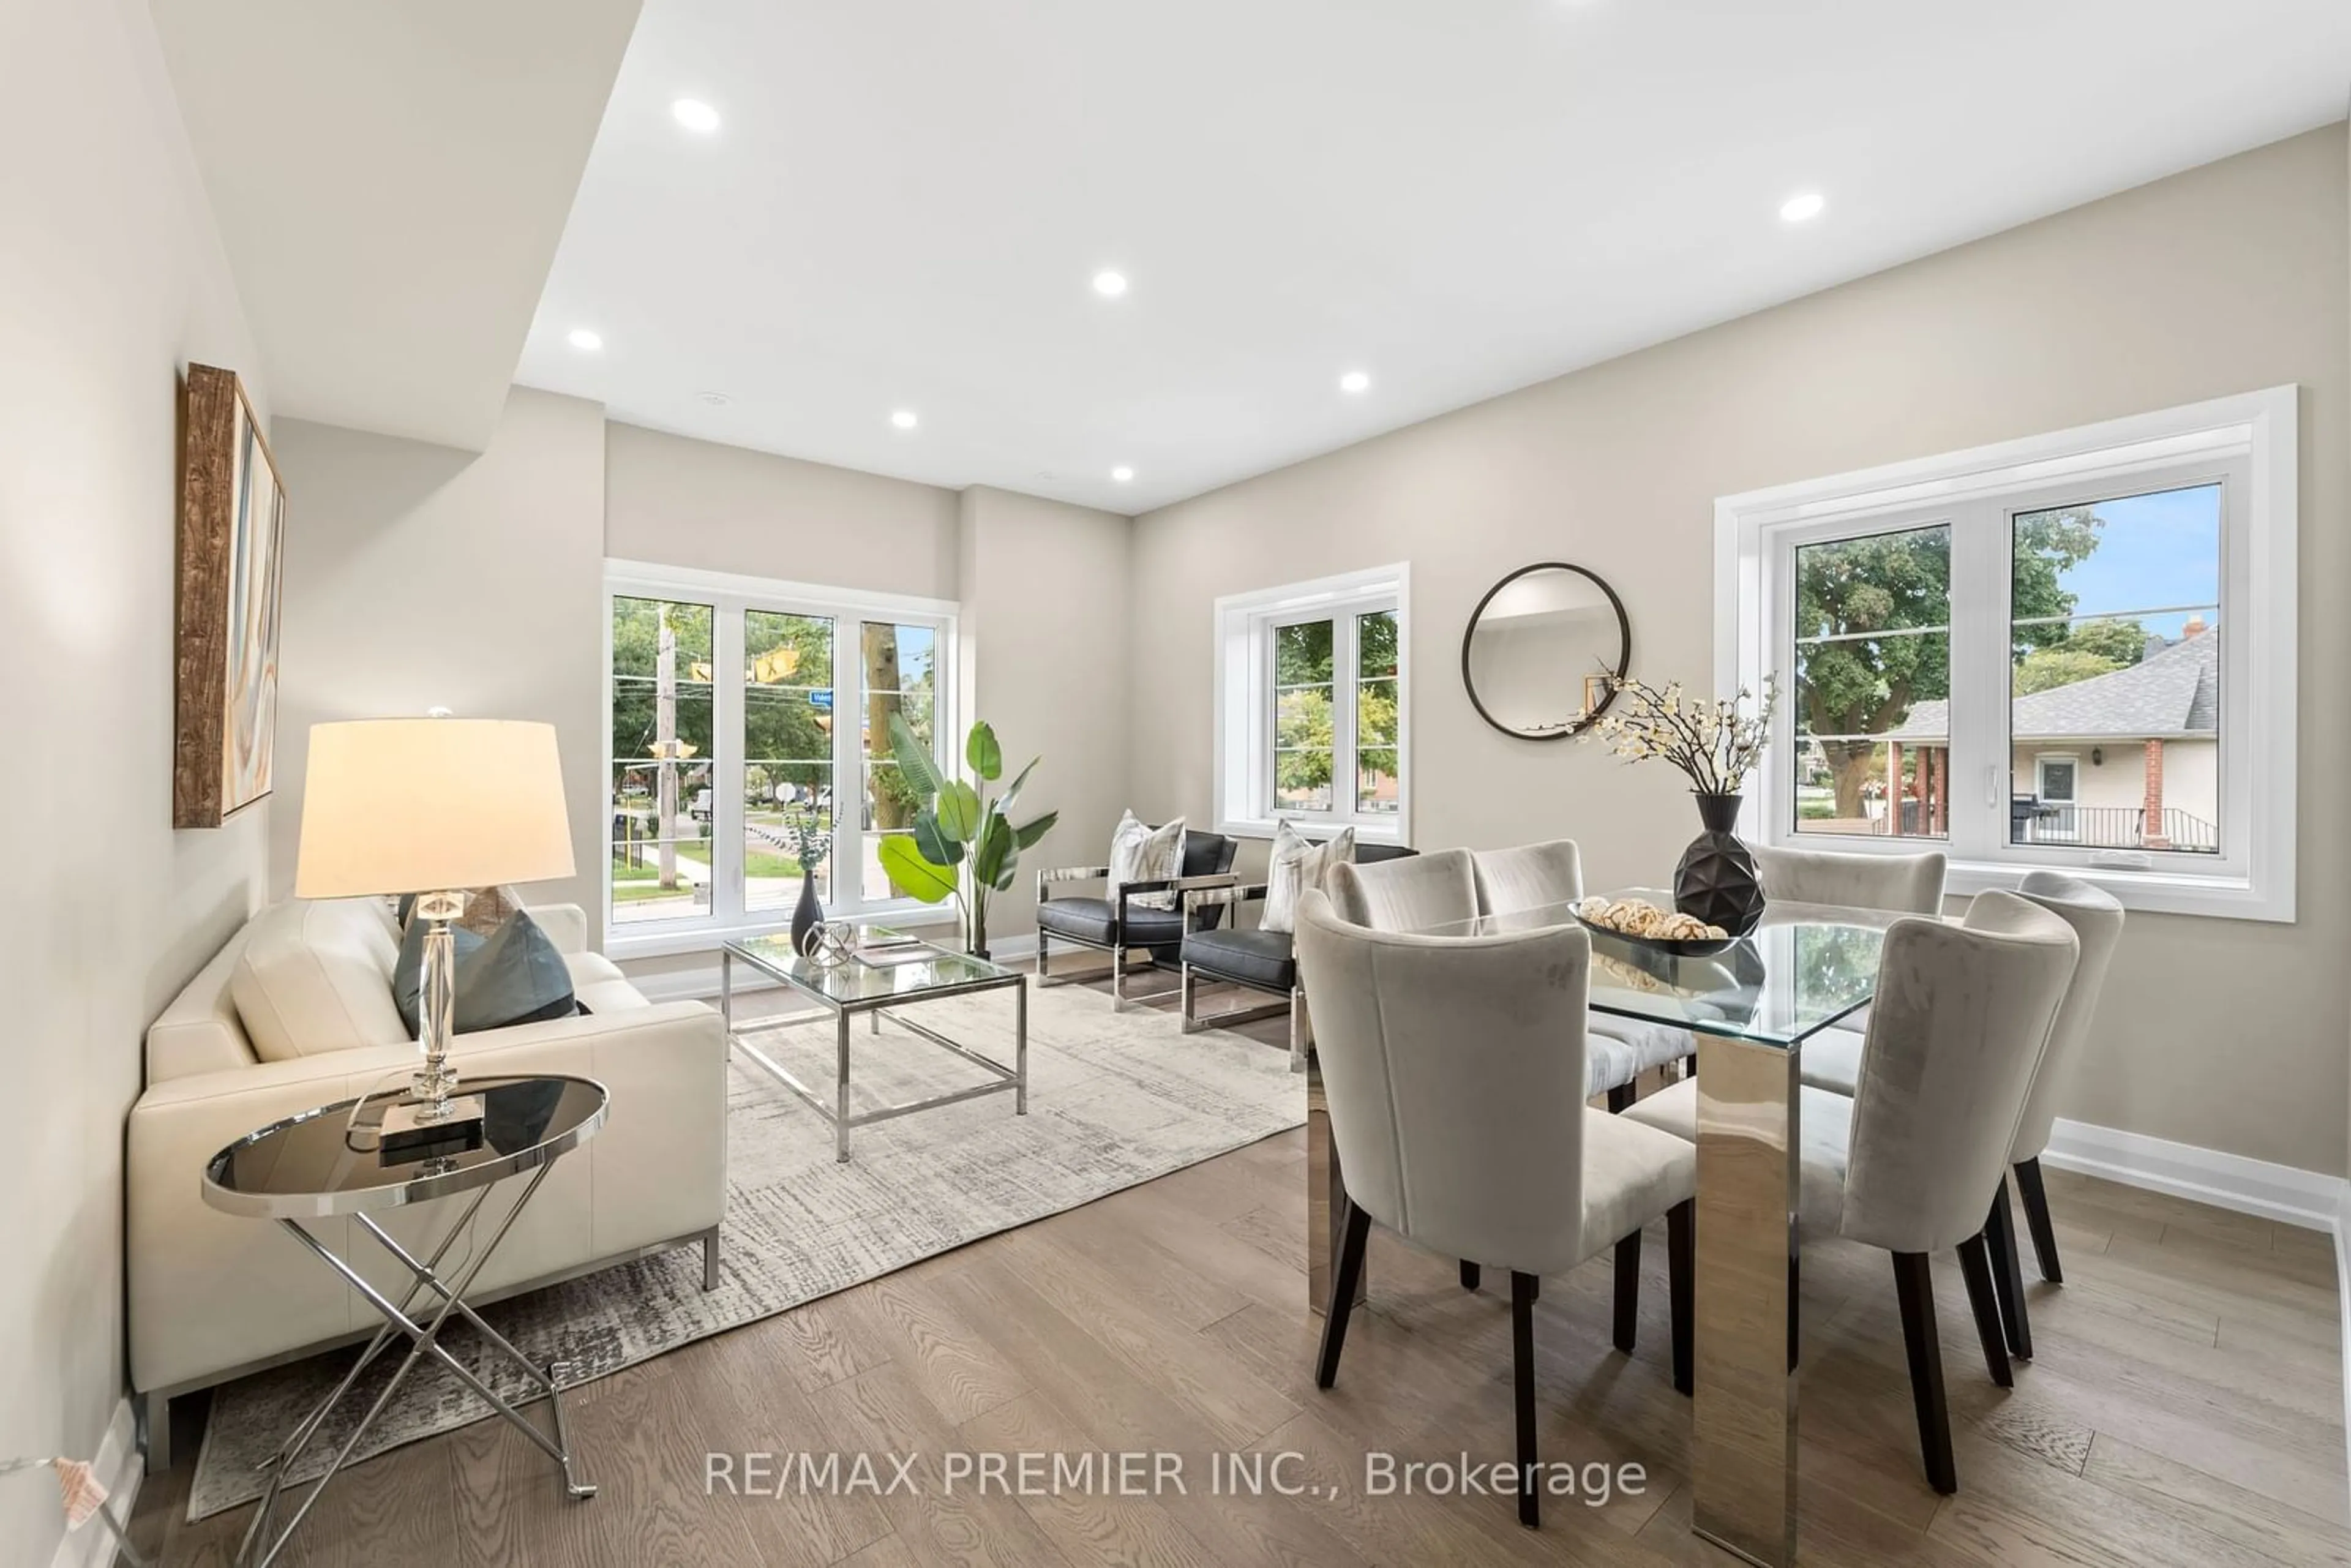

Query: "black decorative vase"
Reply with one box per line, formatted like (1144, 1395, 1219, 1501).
(790, 868, 823, 955)
(1674, 792, 1766, 935)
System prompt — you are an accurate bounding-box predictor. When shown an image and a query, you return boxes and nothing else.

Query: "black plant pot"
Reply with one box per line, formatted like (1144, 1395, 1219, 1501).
(790, 868, 823, 955)
(1674, 792, 1766, 936)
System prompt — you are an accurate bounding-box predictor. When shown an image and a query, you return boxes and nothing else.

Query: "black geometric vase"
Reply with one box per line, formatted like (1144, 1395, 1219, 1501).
(1674, 792, 1767, 935)
(790, 868, 824, 955)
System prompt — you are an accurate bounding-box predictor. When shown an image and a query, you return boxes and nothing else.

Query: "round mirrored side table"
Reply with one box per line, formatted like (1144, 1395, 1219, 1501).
(200, 1074, 609, 1568)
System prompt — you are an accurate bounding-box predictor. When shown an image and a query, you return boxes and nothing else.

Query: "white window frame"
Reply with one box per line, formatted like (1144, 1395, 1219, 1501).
(1213, 563, 1411, 842)
(603, 560, 961, 958)
(1716, 386, 2297, 923)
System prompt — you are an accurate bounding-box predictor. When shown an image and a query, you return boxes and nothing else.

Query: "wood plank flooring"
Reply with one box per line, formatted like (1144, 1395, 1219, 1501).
(130, 998, 2349, 1567)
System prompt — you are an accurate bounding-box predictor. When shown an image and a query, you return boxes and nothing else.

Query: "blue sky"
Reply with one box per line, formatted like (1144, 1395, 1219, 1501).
(2024, 483, 2221, 640)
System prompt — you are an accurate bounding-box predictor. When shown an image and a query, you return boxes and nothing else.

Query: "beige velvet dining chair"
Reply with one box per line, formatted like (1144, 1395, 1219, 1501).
(1470, 839, 1701, 1111)
(1323, 846, 1480, 930)
(1755, 843, 1949, 1096)
(1625, 891, 2077, 1494)
(1800, 872, 2123, 1361)
(1295, 889, 1696, 1528)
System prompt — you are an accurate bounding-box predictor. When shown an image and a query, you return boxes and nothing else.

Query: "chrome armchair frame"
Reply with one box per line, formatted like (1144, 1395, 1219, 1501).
(1033, 866, 1241, 1010)
(1176, 882, 1313, 1072)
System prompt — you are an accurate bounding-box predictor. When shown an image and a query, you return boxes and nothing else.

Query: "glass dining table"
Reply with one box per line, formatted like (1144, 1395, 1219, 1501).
(1301, 890, 1899, 1568)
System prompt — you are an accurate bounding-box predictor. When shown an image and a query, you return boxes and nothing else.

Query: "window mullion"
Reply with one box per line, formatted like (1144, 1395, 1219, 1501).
(1944, 504, 2001, 863)
(713, 599, 746, 926)
(1333, 613, 1359, 823)
(834, 617, 861, 914)
(1258, 615, 1280, 822)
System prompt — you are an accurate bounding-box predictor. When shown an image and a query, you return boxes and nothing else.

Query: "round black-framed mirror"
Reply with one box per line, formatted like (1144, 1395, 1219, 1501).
(1460, 562, 1632, 741)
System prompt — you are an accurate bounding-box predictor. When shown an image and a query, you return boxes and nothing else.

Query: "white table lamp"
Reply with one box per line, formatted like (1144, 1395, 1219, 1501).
(296, 718, 575, 1123)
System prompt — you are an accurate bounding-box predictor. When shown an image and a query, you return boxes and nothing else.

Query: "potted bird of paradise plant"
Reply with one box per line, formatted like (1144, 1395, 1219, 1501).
(876, 713, 1058, 959)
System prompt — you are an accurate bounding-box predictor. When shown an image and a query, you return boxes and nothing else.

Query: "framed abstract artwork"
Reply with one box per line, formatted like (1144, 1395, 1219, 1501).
(173, 363, 287, 828)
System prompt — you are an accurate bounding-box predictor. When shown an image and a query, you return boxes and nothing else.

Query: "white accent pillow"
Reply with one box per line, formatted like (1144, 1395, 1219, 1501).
(229, 899, 413, 1062)
(1109, 811, 1186, 911)
(1263, 822, 1355, 935)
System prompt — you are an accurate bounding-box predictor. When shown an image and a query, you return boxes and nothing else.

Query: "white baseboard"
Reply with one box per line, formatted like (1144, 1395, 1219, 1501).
(2042, 1117, 2348, 1232)
(624, 931, 1044, 1005)
(48, 1398, 140, 1568)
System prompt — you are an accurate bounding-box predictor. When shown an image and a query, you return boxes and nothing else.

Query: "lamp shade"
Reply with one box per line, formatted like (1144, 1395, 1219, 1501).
(295, 719, 576, 898)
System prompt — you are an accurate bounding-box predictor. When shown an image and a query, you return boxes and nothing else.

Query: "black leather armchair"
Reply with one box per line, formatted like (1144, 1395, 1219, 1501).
(1179, 842, 1418, 1070)
(1034, 831, 1239, 1010)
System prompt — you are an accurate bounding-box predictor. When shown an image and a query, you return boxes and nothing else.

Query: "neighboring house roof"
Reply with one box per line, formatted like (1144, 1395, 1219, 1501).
(1875, 630, 2217, 743)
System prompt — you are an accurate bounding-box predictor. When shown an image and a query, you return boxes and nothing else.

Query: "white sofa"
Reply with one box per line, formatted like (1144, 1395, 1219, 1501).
(127, 897, 729, 1472)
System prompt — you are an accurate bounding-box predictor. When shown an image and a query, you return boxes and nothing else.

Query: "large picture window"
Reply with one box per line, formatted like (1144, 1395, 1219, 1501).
(1213, 565, 1409, 841)
(606, 563, 956, 950)
(1720, 388, 2297, 921)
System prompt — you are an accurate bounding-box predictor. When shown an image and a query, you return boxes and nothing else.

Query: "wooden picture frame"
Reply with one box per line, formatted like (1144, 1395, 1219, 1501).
(173, 364, 287, 828)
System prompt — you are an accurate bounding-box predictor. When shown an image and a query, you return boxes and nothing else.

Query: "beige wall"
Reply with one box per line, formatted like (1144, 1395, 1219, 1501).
(0, 2, 274, 1559)
(271, 392, 610, 920)
(606, 422, 959, 601)
(1133, 126, 2351, 1177)
(270, 409, 1128, 978)
(955, 487, 1134, 944)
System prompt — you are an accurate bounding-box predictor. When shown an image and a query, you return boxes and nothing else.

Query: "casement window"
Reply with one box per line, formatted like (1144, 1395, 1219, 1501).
(1213, 565, 1411, 842)
(604, 561, 958, 954)
(1718, 388, 2297, 921)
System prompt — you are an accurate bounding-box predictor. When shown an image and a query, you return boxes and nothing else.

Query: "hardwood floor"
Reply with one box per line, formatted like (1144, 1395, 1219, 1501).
(130, 1022, 2348, 1567)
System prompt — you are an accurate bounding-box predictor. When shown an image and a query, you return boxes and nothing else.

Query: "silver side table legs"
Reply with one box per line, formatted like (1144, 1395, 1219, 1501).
(201, 1075, 609, 1568)
(233, 1165, 595, 1567)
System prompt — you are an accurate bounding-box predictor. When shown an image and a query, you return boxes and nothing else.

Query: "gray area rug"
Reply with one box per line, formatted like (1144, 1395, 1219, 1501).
(189, 981, 1302, 1519)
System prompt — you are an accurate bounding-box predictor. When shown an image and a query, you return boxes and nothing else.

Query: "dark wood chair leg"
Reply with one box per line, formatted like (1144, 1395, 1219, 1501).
(1511, 1270, 1541, 1528)
(1460, 1260, 1480, 1291)
(2015, 1157, 2063, 1285)
(1605, 1082, 1635, 1113)
(1667, 1199, 1693, 1395)
(1892, 1252, 1957, 1495)
(1984, 1179, 2032, 1360)
(1612, 1229, 1641, 1353)
(1314, 1201, 1372, 1389)
(1955, 1232, 2014, 1389)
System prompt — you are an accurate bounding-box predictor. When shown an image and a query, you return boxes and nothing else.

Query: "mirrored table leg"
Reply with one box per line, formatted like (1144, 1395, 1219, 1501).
(1692, 1032, 1800, 1567)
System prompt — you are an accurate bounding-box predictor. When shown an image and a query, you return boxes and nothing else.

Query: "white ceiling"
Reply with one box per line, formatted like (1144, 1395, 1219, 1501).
(517, 0, 2351, 513)
(152, 0, 643, 451)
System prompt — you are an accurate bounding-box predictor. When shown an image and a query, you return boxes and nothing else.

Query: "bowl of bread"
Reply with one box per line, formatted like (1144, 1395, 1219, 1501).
(1572, 896, 1743, 957)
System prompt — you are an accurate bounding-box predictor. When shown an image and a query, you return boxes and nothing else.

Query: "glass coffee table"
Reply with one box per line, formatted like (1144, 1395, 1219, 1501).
(721, 931, 1027, 1161)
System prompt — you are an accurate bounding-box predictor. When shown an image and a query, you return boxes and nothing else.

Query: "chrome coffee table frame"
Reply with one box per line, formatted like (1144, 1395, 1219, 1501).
(200, 1076, 608, 1568)
(722, 934, 1027, 1162)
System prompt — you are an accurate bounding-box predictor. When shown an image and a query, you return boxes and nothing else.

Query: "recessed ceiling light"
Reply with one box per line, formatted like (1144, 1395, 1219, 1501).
(699, 391, 731, 406)
(672, 99, 721, 134)
(890, 409, 918, 430)
(1779, 190, 1825, 223)
(1339, 370, 1371, 394)
(566, 328, 603, 351)
(1111, 466, 1135, 483)
(1092, 269, 1129, 298)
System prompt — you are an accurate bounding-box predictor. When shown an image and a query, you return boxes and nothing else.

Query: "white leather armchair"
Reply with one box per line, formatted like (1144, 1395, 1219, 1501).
(128, 898, 729, 1472)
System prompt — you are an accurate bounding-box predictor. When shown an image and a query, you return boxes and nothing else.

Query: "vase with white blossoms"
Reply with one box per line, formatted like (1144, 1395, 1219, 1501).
(1584, 675, 1779, 936)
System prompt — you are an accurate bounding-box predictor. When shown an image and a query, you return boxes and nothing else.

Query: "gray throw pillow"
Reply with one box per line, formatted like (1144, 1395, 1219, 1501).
(1263, 820, 1354, 935)
(393, 907, 577, 1037)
